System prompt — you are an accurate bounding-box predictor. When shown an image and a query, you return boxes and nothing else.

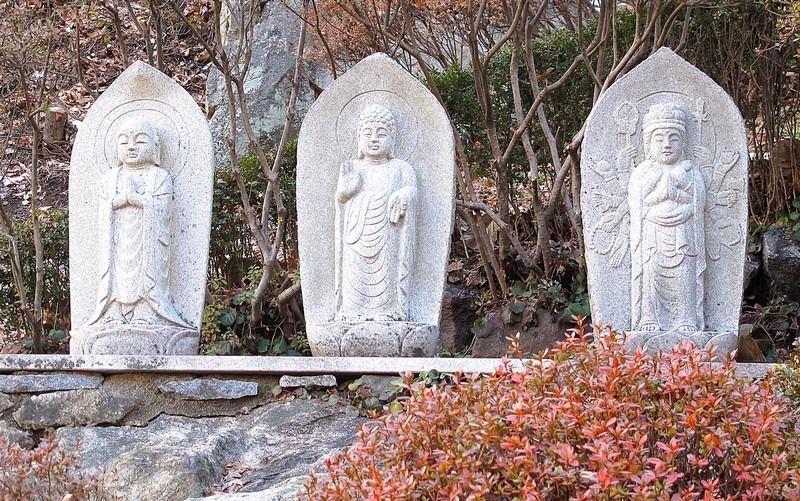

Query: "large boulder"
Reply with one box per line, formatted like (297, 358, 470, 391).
(762, 228, 800, 302)
(57, 398, 364, 500)
(207, 0, 332, 167)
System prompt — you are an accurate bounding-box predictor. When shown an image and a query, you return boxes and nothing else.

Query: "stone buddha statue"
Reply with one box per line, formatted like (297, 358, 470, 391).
(334, 104, 418, 322)
(628, 103, 706, 333)
(83, 116, 190, 329)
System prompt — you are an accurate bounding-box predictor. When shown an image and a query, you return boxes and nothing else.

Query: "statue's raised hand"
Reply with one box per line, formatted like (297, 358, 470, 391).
(337, 161, 361, 202)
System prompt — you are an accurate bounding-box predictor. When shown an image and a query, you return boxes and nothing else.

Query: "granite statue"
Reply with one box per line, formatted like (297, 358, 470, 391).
(580, 48, 748, 356)
(69, 61, 214, 355)
(335, 104, 417, 323)
(297, 53, 456, 357)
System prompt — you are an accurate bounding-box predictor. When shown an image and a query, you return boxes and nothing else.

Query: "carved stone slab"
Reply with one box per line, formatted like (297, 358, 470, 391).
(580, 48, 748, 355)
(69, 61, 214, 355)
(297, 53, 456, 357)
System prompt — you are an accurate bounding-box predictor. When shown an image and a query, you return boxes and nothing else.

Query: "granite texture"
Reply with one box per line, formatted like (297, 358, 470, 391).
(279, 375, 337, 390)
(0, 393, 11, 413)
(68, 61, 213, 355)
(0, 373, 103, 393)
(158, 379, 259, 400)
(762, 228, 800, 302)
(206, 0, 332, 167)
(0, 354, 519, 375)
(297, 53, 456, 357)
(580, 48, 748, 355)
(13, 389, 137, 429)
(56, 398, 363, 500)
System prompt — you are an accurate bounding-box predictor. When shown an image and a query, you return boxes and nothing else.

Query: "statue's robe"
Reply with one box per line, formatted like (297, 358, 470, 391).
(629, 158, 706, 331)
(85, 164, 190, 328)
(335, 158, 417, 321)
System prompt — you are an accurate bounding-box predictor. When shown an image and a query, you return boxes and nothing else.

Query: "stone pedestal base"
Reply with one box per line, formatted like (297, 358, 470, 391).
(307, 321, 438, 357)
(623, 330, 738, 357)
(70, 325, 199, 355)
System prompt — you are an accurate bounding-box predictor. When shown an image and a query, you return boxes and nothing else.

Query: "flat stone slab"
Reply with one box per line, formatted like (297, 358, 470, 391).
(159, 379, 259, 400)
(0, 355, 774, 379)
(13, 389, 136, 429)
(0, 355, 516, 375)
(0, 373, 104, 393)
(279, 375, 337, 390)
(0, 393, 12, 413)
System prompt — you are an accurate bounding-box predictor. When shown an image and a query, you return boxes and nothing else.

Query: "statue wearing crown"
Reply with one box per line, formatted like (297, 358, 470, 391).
(628, 103, 707, 333)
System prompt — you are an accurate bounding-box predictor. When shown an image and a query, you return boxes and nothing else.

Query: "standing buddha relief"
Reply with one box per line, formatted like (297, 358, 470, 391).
(580, 49, 748, 357)
(335, 104, 417, 322)
(297, 53, 456, 358)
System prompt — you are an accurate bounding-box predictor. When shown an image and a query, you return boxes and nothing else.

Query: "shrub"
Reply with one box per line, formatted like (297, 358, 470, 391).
(303, 323, 800, 500)
(0, 433, 106, 500)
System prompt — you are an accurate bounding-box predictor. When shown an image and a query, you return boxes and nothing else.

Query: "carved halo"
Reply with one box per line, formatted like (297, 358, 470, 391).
(94, 99, 191, 179)
(335, 90, 419, 162)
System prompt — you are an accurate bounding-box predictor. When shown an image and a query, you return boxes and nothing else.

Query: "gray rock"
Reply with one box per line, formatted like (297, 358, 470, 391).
(279, 375, 337, 390)
(762, 228, 800, 302)
(0, 393, 13, 413)
(191, 475, 310, 500)
(0, 373, 103, 393)
(743, 254, 761, 292)
(580, 47, 748, 356)
(159, 379, 259, 400)
(0, 353, 519, 375)
(0, 420, 34, 448)
(297, 53, 456, 357)
(57, 398, 364, 500)
(472, 308, 568, 358)
(354, 375, 400, 402)
(101, 374, 279, 426)
(13, 389, 136, 429)
(207, 0, 332, 167)
(438, 285, 479, 355)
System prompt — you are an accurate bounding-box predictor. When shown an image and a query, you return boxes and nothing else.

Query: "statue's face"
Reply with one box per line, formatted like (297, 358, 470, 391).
(117, 127, 157, 167)
(649, 127, 684, 165)
(358, 120, 394, 161)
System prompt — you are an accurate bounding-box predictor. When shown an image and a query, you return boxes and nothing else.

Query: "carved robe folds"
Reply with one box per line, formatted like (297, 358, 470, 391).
(297, 53, 456, 357)
(335, 159, 416, 322)
(88, 165, 190, 328)
(629, 159, 706, 332)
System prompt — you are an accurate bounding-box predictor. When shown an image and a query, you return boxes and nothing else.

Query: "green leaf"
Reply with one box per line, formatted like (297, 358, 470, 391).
(511, 282, 526, 297)
(792, 198, 800, 209)
(49, 329, 65, 341)
(790, 212, 799, 221)
(272, 336, 288, 354)
(256, 337, 271, 353)
(219, 309, 236, 327)
(501, 308, 513, 325)
(471, 317, 489, 335)
(509, 301, 526, 314)
(348, 379, 363, 392)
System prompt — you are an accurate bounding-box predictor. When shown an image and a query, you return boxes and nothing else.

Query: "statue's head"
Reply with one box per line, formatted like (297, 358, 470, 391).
(642, 103, 688, 165)
(116, 116, 160, 167)
(356, 104, 396, 161)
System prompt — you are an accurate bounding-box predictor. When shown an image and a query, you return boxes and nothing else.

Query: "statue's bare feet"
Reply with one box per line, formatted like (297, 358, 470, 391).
(640, 322, 659, 332)
(675, 324, 695, 333)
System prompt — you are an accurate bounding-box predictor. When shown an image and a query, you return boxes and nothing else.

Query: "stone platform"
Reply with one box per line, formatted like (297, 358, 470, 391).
(0, 354, 774, 380)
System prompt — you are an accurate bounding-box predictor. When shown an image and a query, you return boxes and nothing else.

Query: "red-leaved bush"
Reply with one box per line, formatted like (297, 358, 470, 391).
(302, 323, 800, 500)
(0, 433, 106, 500)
